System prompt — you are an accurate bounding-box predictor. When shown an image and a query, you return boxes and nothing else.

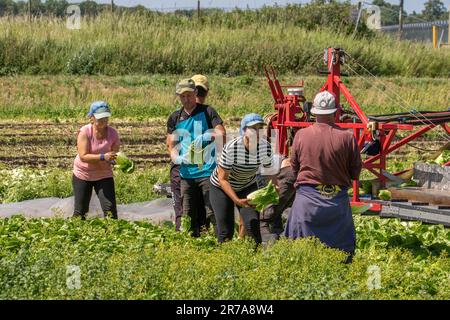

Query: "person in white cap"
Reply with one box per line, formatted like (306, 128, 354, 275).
(284, 91, 362, 263)
(72, 101, 121, 219)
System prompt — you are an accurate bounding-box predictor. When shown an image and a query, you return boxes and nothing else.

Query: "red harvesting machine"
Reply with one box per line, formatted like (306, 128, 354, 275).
(264, 47, 450, 225)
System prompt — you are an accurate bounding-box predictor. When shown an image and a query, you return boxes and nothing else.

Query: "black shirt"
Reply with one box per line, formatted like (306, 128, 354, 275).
(167, 104, 223, 134)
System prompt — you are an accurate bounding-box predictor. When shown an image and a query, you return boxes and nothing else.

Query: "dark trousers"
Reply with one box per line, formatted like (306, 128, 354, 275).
(171, 165, 210, 232)
(210, 183, 262, 244)
(261, 166, 296, 233)
(180, 177, 215, 237)
(72, 174, 117, 219)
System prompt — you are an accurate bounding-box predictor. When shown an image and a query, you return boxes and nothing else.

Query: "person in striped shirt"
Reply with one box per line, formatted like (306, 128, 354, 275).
(210, 113, 277, 244)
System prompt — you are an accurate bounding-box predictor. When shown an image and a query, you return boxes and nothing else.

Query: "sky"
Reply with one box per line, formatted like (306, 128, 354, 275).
(81, 0, 450, 14)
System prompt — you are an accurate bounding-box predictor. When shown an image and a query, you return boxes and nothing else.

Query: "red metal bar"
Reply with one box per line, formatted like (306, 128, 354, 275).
(378, 131, 387, 188)
(281, 121, 413, 130)
(358, 130, 367, 149)
(442, 123, 450, 135)
(336, 77, 369, 125)
(364, 124, 436, 165)
(383, 129, 397, 150)
(366, 167, 384, 179)
(263, 65, 280, 104)
(271, 66, 285, 102)
(319, 81, 328, 93)
(328, 48, 341, 121)
(393, 169, 411, 176)
(350, 201, 382, 212)
(365, 163, 384, 169)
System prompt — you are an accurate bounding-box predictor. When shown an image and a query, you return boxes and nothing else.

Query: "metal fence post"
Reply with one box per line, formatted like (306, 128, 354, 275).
(432, 25, 437, 48)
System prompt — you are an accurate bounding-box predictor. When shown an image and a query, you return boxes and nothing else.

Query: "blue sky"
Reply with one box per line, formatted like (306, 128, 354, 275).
(83, 0, 450, 14)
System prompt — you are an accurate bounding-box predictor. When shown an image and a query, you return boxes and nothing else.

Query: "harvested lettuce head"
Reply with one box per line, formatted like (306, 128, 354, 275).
(435, 150, 450, 165)
(378, 189, 392, 201)
(114, 152, 135, 174)
(247, 180, 279, 212)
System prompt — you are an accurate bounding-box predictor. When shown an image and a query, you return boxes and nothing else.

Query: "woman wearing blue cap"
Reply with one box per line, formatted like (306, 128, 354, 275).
(72, 101, 121, 219)
(210, 113, 276, 244)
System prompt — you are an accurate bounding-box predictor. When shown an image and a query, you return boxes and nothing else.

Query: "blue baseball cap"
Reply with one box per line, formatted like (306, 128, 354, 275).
(240, 113, 266, 135)
(87, 101, 111, 119)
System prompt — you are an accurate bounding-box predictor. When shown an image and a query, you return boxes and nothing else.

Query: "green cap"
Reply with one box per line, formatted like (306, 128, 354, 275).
(176, 78, 196, 95)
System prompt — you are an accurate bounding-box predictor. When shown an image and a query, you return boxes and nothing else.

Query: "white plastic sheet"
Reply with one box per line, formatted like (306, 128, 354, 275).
(0, 194, 175, 223)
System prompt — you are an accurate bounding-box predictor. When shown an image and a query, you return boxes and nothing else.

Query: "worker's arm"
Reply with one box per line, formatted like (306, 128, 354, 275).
(290, 132, 301, 178)
(111, 132, 121, 153)
(111, 143, 120, 153)
(213, 124, 226, 144)
(268, 174, 279, 188)
(206, 106, 227, 145)
(349, 136, 363, 180)
(166, 134, 181, 163)
(77, 131, 116, 163)
(217, 165, 253, 208)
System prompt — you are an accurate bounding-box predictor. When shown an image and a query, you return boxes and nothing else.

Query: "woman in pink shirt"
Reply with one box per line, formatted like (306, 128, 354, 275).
(73, 101, 121, 219)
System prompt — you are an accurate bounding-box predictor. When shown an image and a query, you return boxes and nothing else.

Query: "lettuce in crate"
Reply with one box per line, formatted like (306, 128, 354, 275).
(434, 150, 450, 165)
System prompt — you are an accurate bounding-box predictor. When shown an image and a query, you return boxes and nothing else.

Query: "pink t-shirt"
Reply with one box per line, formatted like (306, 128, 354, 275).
(73, 124, 121, 181)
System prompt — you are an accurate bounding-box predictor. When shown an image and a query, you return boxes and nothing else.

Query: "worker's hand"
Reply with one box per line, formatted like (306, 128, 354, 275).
(235, 198, 254, 208)
(104, 152, 117, 162)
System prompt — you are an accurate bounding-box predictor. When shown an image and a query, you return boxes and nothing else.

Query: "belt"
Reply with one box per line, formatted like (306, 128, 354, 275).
(299, 184, 344, 198)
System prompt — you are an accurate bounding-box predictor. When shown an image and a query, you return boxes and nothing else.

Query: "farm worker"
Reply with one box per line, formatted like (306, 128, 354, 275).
(259, 90, 309, 239)
(167, 78, 226, 237)
(285, 91, 362, 262)
(260, 157, 296, 240)
(72, 101, 121, 219)
(169, 74, 215, 233)
(209, 113, 276, 244)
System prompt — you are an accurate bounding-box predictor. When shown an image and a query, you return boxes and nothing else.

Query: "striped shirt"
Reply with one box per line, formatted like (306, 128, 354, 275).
(210, 137, 273, 191)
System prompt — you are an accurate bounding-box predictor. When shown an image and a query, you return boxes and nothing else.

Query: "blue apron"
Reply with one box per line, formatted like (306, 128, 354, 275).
(175, 111, 217, 179)
(284, 185, 356, 254)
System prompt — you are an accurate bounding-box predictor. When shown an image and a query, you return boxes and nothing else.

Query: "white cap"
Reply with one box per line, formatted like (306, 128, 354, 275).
(311, 91, 337, 115)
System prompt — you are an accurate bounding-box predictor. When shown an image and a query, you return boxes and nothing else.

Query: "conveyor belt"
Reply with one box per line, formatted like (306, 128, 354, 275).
(368, 110, 450, 125)
(367, 199, 450, 227)
(340, 110, 450, 125)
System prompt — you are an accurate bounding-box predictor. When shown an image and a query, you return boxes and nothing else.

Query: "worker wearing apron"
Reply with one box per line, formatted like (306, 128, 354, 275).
(285, 91, 362, 262)
(167, 79, 225, 237)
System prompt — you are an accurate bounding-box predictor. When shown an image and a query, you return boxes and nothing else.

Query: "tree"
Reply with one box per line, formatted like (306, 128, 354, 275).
(0, 0, 17, 15)
(29, 0, 46, 16)
(44, 0, 69, 17)
(421, 0, 447, 21)
(79, 0, 99, 17)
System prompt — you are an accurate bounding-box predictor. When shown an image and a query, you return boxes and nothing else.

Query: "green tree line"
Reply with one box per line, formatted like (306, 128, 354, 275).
(0, 0, 448, 24)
